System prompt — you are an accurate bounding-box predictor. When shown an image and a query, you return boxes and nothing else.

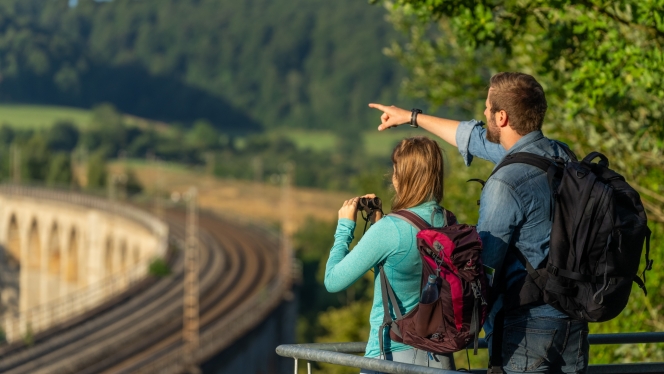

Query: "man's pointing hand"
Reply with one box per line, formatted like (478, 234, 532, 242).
(368, 103, 411, 131)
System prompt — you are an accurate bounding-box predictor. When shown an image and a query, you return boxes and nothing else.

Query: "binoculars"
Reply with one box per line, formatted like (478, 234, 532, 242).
(358, 197, 382, 213)
(357, 196, 383, 226)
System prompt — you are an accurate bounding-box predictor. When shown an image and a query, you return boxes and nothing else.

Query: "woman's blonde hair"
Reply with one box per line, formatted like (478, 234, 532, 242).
(391, 136, 444, 211)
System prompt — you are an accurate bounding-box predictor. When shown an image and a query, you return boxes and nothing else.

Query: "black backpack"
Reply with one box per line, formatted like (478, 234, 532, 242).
(491, 150, 652, 321)
(486, 150, 652, 374)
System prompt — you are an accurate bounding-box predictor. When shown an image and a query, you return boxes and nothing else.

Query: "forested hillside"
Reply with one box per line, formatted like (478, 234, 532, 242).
(0, 0, 409, 133)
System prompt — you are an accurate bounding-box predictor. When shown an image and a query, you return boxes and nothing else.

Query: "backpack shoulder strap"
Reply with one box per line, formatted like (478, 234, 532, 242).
(445, 209, 457, 225)
(490, 153, 564, 198)
(489, 153, 559, 286)
(388, 210, 430, 231)
(553, 140, 578, 161)
(490, 152, 553, 179)
(377, 262, 404, 357)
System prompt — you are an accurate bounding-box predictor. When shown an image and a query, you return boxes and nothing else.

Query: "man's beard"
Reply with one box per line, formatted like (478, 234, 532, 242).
(486, 113, 500, 144)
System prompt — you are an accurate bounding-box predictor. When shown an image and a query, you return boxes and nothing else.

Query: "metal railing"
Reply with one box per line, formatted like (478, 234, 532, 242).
(0, 184, 169, 342)
(276, 332, 664, 374)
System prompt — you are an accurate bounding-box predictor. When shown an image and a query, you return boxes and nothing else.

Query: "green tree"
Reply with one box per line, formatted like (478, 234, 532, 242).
(46, 152, 73, 187)
(0, 125, 15, 146)
(22, 134, 51, 182)
(185, 120, 220, 150)
(89, 103, 127, 155)
(46, 121, 79, 152)
(86, 151, 107, 190)
(124, 168, 143, 196)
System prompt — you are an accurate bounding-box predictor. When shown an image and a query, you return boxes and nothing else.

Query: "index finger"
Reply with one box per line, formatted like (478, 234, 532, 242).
(368, 103, 388, 112)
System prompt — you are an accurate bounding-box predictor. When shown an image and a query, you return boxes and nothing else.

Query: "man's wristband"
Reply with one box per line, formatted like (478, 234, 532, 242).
(410, 108, 422, 128)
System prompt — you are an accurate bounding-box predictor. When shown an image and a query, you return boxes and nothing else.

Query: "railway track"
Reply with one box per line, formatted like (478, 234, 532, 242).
(0, 208, 283, 373)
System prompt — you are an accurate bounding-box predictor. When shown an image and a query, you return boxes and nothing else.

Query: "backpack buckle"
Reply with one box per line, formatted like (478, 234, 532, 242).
(547, 264, 559, 276)
(471, 280, 487, 305)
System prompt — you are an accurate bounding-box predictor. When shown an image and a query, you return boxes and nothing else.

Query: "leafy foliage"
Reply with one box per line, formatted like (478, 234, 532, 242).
(46, 121, 79, 152)
(383, 0, 664, 222)
(316, 300, 373, 374)
(148, 257, 171, 277)
(23, 134, 51, 181)
(85, 151, 107, 190)
(46, 152, 72, 186)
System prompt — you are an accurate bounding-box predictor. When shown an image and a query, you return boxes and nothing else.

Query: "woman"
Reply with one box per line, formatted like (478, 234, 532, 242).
(324, 136, 455, 372)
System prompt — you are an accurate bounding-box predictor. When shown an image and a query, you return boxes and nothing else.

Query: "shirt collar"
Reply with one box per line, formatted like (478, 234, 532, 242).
(505, 130, 544, 156)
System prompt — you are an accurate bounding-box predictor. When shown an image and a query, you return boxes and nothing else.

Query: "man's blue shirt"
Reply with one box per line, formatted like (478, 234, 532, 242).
(455, 120, 572, 339)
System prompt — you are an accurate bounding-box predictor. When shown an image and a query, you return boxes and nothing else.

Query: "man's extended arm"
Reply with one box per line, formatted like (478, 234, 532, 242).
(368, 103, 460, 147)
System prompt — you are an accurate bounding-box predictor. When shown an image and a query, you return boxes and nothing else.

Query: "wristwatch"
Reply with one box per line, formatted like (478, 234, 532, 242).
(410, 108, 422, 128)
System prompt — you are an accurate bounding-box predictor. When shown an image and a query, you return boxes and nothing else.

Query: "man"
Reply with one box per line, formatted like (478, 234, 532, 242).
(369, 72, 589, 374)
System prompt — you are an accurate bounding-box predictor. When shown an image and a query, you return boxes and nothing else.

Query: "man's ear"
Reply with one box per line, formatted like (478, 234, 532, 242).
(496, 110, 509, 128)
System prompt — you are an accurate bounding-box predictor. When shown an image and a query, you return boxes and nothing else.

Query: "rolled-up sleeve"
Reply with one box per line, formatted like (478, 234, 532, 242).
(456, 120, 482, 166)
(455, 119, 506, 165)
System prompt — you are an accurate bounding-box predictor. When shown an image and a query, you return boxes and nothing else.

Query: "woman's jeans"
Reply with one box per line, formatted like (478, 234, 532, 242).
(500, 316, 589, 374)
(359, 349, 455, 374)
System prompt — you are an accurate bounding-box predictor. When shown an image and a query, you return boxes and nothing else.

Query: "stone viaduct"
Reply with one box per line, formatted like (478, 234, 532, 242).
(0, 185, 168, 341)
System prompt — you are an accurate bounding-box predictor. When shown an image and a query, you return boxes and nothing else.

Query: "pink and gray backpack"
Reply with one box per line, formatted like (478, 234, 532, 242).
(378, 208, 489, 355)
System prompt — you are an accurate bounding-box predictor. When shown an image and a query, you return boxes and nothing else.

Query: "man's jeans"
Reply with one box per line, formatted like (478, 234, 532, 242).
(501, 316, 589, 374)
(359, 349, 455, 373)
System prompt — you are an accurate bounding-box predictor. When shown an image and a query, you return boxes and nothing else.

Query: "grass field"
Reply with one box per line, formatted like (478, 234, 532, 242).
(274, 126, 427, 157)
(0, 104, 92, 129)
(0, 104, 170, 132)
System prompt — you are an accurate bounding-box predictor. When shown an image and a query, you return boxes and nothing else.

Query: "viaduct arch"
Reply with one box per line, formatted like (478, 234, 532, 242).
(0, 186, 168, 341)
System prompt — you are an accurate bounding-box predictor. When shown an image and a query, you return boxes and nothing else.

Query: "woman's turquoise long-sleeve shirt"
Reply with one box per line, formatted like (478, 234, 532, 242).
(324, 200, 445, 358)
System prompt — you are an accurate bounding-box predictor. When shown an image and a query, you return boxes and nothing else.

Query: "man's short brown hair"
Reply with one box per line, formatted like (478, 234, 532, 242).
(489, 72, 547, 135)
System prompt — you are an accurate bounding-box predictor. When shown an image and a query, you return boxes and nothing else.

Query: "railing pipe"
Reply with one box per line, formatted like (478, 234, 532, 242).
(276, 345, 458, 374)
(282, 332, 664, 354)
(588, 332, 664, 344)
(294, 342, 367, 353)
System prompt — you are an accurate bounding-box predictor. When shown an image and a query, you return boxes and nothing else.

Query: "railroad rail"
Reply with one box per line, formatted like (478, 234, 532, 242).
(0, 208, 288, 373)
